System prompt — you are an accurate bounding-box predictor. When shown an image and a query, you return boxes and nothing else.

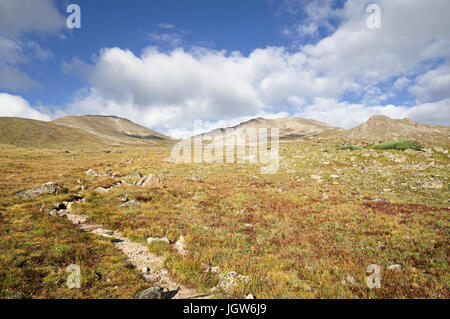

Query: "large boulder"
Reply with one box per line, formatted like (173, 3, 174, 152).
(15, 182, 60, 198)
(133, 174, 164, 188)
(216, 272, 250, 294)
(121, 170, 142, 181)
(135, 286, 164, 299)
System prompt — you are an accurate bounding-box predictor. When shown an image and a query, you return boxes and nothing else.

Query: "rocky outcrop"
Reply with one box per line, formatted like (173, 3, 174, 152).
(15, 182, 60, 198)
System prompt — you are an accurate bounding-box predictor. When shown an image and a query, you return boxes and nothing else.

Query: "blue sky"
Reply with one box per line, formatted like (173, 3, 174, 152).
(0, 0, 449, 137)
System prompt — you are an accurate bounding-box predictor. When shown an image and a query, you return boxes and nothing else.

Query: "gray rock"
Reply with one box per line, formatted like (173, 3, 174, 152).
(86, 169, 107, 177)
(217, 272, 250, 294)
(135, 286, 164, 299)
(387, 264, 402, 271)
(121, 199, 140, 208)
(15, 182, 60, 198)
(134, 174, 164, 188)
(122, 170, 142, 181)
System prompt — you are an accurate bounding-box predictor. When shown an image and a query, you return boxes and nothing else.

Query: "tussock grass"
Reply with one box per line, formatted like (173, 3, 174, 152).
(373, 139, 423, 151)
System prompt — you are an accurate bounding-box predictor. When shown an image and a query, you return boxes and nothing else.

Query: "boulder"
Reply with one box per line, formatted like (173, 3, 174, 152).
(134, 174, 164, 188)
(217, 272, 250, 294)
(135, 286, 164, 299)
(121, 199, 140, 208)
(122, 170, 142, 181)
(15, 182, 60, 198)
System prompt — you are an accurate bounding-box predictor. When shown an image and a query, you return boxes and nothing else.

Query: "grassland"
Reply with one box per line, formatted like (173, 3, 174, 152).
(0, 140, 448, 299)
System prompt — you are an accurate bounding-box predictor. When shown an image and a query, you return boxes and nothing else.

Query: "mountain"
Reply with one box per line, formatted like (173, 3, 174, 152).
(199, 117, 343, 140)
(339, 115, 450, 142)
(0, 115, 170, 149)
(0, 117, 105, 148)
(52, 115, 169, 145)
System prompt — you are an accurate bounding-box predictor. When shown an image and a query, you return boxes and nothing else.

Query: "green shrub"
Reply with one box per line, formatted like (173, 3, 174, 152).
(336, 145, 363, 151)
(373, 139, 423, 151)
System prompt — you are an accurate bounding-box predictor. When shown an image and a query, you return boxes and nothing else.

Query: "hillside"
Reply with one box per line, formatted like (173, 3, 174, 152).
(200, 117, 343, 141)
(340, 115, 450, 142)
(52, 115, 169, 144)
(0, 117, 105, 148)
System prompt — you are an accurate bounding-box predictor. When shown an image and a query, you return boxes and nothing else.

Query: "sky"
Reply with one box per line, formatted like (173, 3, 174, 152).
(0, 0, 449, 137)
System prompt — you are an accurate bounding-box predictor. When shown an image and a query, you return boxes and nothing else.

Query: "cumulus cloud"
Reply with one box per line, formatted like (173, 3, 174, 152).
(63, 0, 449, 136)
(0, 66, 38, 91)
(294, 98, 450, 128)
(0, 93, 51, 121)
(0, 0, 64, 92)
(0, 0, 65, 37)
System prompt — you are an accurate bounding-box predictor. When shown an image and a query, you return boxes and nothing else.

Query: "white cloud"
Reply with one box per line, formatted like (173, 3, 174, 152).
(0, 66, 38, 91)
(64, 0, 449, 135)
(0, 0, 64, 91)
(0, 0, 65, 37)
(0, 93, 51, 121)
(409, 62, 450, 102)
(294, 97, 450, 128)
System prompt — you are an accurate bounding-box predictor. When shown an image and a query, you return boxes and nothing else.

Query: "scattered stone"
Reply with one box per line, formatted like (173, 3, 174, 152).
(217, 272, 251, 294)
(343, 276, 358, 286)
(174, 235, 187, 256)
(418, 179, 443, 189)
(134, 174, 164, 188)
(121, 199, 141, 208)
(135, 286, 164, 299)
(330, 174, 339, 179)
(122, 170, 142, 181)
(65, 213, 89, 225)
(94, 187, 110, 193)
(86, 169, 106, 177)
(204, 266, 221, 274)
(147, 237, 170, 244)
(310, 174, 322, 182)
(15, 182, 60, 198)
(387, 264, 403, 271)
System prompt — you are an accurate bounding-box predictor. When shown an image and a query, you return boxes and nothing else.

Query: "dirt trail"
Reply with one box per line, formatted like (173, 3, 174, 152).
(47, 199, 214, 299)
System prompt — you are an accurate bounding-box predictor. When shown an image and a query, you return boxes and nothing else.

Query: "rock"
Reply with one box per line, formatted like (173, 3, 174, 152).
(86, 169, 105, 177)
(15, 182, 60, 198)
(387, 264, 402, 271)
(310, 174, 322, 182)
(122, 170, 142, 181)
(330, 174, 339, 179)
(65, 213, 89, 224)
(121, 200, 140, 208)
(343, 276, 358, 286)
(134, 174, 164, 188)
(147, 237, 170, 244)
(174, 235, 187, 256)
(189, 176, 202, 181)
(66, 202, 74, 211)
(135, 286, 164, 299)
(94, 187, 110, 193)
(54, 202, 66, 210)
(433, 146, 445, 153)
(217, 272, 251, 294)
(418, 179, 443, 189)
(245, 294, 255, 299)
(204, 266, 221, 274)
